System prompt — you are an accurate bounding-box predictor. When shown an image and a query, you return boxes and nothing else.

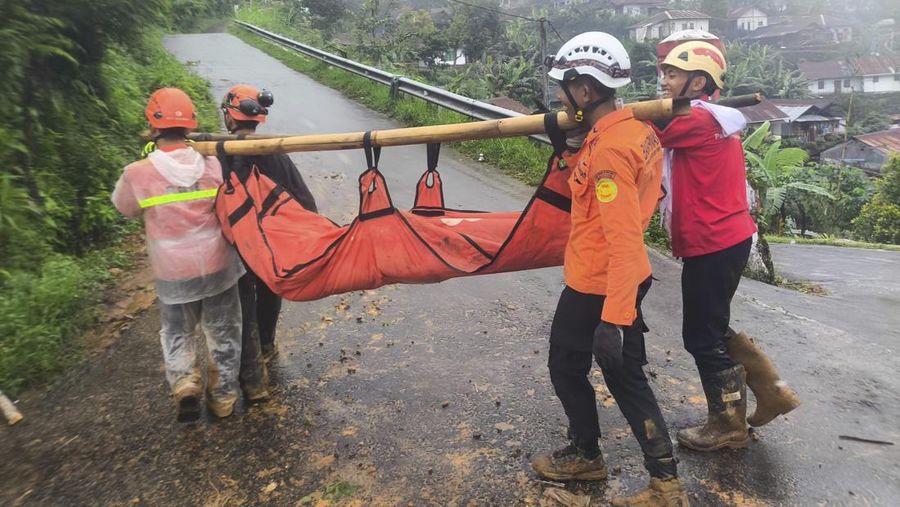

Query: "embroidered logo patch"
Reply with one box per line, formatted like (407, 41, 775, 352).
(595, 179, 618, 203)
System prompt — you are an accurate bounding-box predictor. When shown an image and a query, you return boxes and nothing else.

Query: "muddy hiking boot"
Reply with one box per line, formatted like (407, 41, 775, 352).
(240, 356, 270, 402)
(261, 342, 279, 363)
(207, 392, 238, 418)
(532, 444, 608, 481)
(677, 365, 749, 451)
(173, 375, 202, 423)
(611, 477, 690, 507)
(726, 331, 800, 427)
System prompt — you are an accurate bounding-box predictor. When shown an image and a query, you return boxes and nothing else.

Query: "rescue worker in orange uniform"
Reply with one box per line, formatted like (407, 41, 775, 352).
(532, 33, 689, 506)
(112, 88, 244, 422)
(653, 41, 800, 451)
(218, 84, 318, 402)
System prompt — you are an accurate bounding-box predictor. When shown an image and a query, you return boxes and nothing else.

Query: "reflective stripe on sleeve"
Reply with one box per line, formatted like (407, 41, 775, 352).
(138, 188, 219, 209)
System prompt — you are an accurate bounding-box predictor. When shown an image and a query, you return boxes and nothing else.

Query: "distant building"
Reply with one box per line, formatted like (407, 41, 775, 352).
(611, 0, 668, 17)
(728, 6, 768, 32)
(628, 10, 711, 43)
(821, 129, 900, 175)
(768, 99, 843, 143)
(738, 98, 790, 137)
(799, 55, 900, 95)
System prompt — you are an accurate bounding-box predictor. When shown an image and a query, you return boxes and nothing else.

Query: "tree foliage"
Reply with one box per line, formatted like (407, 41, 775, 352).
(854, 155, 900, 244)
(0, 0, 228, 273)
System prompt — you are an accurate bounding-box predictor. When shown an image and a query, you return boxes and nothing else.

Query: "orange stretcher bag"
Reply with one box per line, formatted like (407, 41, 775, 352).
(214, 134, 572, 301)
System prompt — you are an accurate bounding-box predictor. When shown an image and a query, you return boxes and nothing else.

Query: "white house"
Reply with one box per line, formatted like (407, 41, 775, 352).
(628, 10, 711, 43)
(728, 6, 768, 32)
(799, 56, 900, 95)
(612, 0, 668, 17)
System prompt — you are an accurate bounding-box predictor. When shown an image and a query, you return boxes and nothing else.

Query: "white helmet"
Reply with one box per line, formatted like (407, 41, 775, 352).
(547, 32, 631, 89)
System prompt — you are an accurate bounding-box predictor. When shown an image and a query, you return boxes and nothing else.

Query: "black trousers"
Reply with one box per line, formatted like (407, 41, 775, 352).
(548, 279, 676, 478)
(681, 237, 751, 376)
(237, 270, 282, 384)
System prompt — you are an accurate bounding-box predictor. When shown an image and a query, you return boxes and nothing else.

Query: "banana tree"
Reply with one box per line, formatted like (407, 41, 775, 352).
(744, 121, 835, 233)
(742, 121, 835, 283)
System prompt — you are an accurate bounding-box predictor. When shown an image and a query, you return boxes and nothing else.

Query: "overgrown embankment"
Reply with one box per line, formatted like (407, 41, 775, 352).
(0, 1, 230, 394)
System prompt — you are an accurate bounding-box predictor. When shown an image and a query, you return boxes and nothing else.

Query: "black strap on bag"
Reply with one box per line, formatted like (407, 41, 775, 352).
(216, 141, 235, 194)
(544, 113, 568, 157)
(363, 131, 381, 170)
(426, 142, 440, 172)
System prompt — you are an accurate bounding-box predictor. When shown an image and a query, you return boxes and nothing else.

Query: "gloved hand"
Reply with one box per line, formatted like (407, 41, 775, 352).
(593, 321, 624, 371)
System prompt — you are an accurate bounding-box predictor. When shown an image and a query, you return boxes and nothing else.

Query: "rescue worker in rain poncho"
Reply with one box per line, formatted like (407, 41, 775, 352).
(112, 88, 244, 422)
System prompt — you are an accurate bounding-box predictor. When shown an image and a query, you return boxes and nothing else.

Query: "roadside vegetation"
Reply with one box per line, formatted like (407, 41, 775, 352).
(0, 1, 230, 394)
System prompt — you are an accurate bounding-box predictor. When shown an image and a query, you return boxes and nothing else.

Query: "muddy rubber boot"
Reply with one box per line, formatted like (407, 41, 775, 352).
(611, 477, 690, 507)
(726, 331, 800, 427)
(261, 342, 278, 363)
(173, 375, 202, 423)
(676, 365, 749, 451)
(207, 392, 238, 418)
(531, 444, 608, 481)
(241, 363, 270, 402)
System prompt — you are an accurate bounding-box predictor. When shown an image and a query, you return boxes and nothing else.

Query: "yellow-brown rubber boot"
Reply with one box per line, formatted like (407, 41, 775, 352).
(611, 477, 690, 506)
(207, 392, 238, 418)
(676, 365, 749, 451)
(173, 374, 202, 423)
(532, 444, 608, 481)
(726, 331, 800, 427)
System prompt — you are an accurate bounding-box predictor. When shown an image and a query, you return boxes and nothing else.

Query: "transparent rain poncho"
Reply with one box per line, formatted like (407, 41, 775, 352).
(112, 146, 244, 304)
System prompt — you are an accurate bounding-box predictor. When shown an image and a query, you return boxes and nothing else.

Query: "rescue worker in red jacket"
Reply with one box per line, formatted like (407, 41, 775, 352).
(532, 32, 689, 507)
(112, 88, 244, 422)
(218, 85, 318, 401)
(653, 41, 800, 451)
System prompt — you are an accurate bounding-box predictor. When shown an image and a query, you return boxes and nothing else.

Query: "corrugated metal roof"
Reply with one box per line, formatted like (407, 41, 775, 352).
(739, 100, 790, 124)
(776, 105, 814, 122)
(794, 114, 838, 122)
(856, 129, 900, 154)
(769, 98, 833, 109)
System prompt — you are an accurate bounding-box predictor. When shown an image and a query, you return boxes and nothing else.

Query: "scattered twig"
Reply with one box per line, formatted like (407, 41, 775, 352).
(839, 435, 895, 446)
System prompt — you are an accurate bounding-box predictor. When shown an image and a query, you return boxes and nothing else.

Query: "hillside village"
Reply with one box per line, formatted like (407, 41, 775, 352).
(313, 0, 899, 171)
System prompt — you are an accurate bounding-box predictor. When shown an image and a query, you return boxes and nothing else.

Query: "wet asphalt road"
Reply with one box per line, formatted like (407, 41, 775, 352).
(1, 32, 899, 506)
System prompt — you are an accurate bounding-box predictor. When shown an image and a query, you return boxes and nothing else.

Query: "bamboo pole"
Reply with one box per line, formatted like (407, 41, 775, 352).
(189, 97, 691, 156)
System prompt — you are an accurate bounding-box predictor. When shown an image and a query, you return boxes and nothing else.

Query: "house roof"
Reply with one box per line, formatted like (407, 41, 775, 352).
(488, 96, 531, 115)
(855, 129, 900, 155)
(768, 98, 834, 110)
(611, 0, 666, 6)
(853, 55, 900, 76)
(798, 55, 900, 81)
(739, 99, 790, 124)
(727, 6, 766, 19)
(628, 10, 711, 29)
(797, 60, 854, 81)
(741, 19, 824, 41)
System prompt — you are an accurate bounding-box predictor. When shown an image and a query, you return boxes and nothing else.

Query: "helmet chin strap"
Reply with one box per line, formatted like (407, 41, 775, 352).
(561, 80, 613, 123)
(678, 71, 698, 99)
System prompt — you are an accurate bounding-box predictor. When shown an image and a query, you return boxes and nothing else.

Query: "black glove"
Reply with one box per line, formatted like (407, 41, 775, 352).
(593, 321, 624, 371)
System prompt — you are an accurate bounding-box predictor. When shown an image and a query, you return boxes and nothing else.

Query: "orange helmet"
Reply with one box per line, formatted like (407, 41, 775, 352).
(144, 88, 198, 129)
(221, 84, 273, 123)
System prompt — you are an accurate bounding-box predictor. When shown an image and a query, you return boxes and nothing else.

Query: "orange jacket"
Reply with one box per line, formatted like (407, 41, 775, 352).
(564, 108, 664, 326)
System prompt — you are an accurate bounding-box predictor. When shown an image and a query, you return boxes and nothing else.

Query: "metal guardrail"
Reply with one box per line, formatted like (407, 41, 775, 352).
(235, 21, 551, 144)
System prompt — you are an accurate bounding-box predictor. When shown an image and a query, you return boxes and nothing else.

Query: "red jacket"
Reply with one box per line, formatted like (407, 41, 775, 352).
(652, 106, 756, 258)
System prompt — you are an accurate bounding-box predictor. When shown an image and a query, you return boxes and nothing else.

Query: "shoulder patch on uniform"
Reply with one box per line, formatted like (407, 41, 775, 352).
(596, 170, 617, 181)
(595, 178, 618, 203)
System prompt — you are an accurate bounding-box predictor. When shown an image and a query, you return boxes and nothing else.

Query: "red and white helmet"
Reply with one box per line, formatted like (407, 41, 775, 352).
(547, 32, 631, 89)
